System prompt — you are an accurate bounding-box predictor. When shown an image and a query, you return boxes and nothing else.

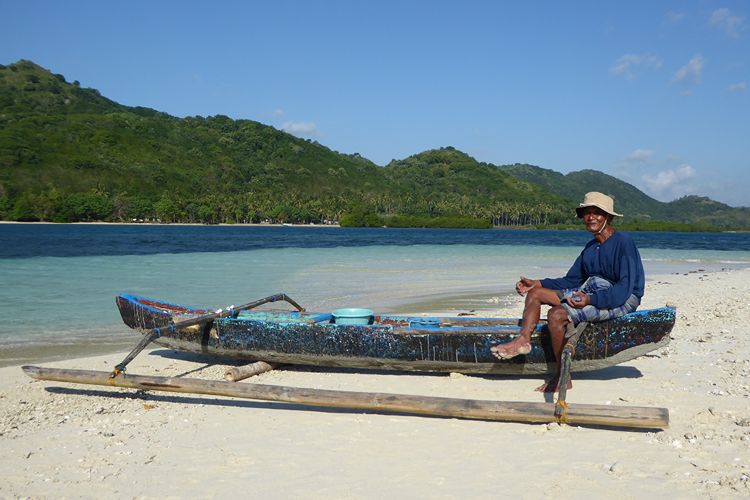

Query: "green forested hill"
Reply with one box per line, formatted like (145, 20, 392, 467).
(381, 149, 575, 225)
(0, 60, 387, 223)
(662, 196, 750, 228)
(0, 60, 574, 226)
(502, 164, 750, 229)
(501, 164, 668, 219)
(1, 60, 747, 229)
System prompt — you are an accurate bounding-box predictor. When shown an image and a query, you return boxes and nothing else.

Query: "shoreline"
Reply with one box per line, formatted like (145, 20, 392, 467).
(0, 220, 340, 228)
(3, 220, 749, 233)
(1, 268, 750, 496)
(0, 267, 742, 369)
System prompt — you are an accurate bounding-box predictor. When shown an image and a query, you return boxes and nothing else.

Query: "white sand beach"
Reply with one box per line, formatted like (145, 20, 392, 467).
(1, 269, 749, 498)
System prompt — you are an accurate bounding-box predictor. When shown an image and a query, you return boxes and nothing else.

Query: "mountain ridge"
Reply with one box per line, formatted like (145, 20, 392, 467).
(501, 163, 749, 227)
(1, 59, 747, 228)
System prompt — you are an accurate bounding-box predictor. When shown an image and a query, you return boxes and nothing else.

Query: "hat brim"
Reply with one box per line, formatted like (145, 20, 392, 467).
(576, 204, 622, 218)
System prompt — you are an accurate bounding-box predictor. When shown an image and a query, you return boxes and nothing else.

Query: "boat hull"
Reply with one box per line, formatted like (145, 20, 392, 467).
(116, 294, 675, 375)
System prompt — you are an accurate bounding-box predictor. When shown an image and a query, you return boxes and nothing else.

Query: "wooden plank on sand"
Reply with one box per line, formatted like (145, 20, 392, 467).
(224, 361, 280, 382)
(22, 366, 668, 429)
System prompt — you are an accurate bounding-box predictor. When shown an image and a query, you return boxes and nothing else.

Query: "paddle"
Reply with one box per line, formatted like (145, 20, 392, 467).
(111, 293, 305, 377)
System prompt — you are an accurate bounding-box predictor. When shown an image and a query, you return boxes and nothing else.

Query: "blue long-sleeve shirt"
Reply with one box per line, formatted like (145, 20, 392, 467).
(540, 231, 645, 309)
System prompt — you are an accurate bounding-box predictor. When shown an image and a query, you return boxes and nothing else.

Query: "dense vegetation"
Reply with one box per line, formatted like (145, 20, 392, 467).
(1, 60, 748, 230)
(502, 164, 750, 229)
(0, 61, 387, 224)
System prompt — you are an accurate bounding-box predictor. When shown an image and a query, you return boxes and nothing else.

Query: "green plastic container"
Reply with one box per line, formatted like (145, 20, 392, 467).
(332, 308, 374, 326)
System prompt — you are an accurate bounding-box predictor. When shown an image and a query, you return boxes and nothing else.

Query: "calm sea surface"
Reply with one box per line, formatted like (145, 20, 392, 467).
(2, 224, 749, 367)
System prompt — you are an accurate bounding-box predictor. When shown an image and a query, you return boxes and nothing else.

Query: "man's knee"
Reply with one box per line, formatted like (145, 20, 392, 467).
(547, 306, 569, 325)
(525, 286, 546, 304)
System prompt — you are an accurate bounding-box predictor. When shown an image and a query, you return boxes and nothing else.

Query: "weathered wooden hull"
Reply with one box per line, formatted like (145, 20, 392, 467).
(116, 294, 675, 375)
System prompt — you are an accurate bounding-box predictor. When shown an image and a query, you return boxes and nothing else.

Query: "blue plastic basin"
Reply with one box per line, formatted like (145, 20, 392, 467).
(332, 308, 374, 326)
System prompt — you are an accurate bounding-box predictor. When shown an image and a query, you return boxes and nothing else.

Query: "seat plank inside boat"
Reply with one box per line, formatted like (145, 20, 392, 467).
(235, 311, 333, 324)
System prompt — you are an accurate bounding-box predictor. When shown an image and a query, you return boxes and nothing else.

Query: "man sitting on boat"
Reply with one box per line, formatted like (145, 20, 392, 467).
(490, 192, 645, 392)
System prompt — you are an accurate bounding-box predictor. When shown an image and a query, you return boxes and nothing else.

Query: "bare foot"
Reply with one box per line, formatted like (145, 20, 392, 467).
(491, 338, 532, 360)
(534, 377, 573, 393)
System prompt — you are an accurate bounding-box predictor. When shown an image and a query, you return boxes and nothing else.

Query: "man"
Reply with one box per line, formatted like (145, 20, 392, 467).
(491, 192, 645, 392)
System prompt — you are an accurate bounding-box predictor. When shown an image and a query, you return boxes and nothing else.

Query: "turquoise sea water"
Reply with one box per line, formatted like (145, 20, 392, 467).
(2, 225, 749, 367)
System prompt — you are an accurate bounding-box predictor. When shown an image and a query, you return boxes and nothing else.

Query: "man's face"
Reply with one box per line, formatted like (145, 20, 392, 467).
(581, 206, 610, 234)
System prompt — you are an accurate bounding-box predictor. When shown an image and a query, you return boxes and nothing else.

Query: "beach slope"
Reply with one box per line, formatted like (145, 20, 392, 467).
(1, 270, 749, 498)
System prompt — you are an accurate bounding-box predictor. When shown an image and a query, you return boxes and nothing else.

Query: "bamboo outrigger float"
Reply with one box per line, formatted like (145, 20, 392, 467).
(22, 292, 674, 429)
(22, 365, 669, 428)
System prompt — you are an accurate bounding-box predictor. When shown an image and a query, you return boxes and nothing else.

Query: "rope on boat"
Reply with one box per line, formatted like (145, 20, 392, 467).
(555, 400, 569, 424)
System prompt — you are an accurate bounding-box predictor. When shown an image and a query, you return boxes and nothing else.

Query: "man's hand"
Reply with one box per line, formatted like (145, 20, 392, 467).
(568, 290, 590, 308)
(516, 276, 539, 296)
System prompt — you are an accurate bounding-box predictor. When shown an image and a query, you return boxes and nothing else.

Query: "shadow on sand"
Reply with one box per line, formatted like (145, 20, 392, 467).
(146, 348, 644, 382)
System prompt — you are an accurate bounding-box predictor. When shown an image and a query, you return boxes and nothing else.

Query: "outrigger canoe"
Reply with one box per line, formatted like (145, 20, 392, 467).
(19, 292, 674, 429)
(115, 293, 675, 375)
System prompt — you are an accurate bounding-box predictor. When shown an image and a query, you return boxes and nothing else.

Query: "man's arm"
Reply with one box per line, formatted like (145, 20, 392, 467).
(540, 252, 586, 290)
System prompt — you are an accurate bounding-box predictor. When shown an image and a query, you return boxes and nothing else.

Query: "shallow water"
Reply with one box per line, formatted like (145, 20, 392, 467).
(2, 225, 749, 366)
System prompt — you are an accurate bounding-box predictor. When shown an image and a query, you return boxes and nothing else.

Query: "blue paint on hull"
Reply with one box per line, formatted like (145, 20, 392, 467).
(116, 294, 675, 375)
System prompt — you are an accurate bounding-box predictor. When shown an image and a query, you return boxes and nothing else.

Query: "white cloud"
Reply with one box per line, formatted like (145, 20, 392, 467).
(609, 54, 663, 79)
(666, 11, 686, 24)
(625, 148, 656, 163)
(641, 164, 696, 197)
(709, 8, 746, 39)
(728, 81, 747, 92)
(281, 121, 318, 136)
(272, 108, 285, 117)
(672, 55, 705, 85)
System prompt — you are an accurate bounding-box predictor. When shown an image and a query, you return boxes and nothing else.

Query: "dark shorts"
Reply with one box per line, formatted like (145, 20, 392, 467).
(556, 276, 640, 324)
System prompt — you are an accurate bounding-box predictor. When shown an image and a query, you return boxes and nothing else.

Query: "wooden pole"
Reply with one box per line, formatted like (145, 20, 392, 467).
(22, 366, 668, 429)
(555, 321, 587, 420)
(112, 293, 305, 375)
(224, 361, 280, 382)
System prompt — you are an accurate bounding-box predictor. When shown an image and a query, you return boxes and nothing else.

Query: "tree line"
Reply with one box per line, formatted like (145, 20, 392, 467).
(1, 188, 577, 228)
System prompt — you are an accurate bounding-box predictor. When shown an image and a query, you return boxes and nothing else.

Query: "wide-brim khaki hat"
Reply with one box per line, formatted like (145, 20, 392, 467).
(575, 191, 622, 218)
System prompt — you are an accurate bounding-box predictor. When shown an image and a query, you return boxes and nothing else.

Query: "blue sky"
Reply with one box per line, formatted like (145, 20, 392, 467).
(2, 1, 749, 206)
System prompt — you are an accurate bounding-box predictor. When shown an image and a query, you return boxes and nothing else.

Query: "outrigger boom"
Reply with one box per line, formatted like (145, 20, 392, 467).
(22, 365, 669, 429)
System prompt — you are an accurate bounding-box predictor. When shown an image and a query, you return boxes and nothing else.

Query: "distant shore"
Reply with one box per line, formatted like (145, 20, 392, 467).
(3, 220, 748, 233)
(0, 220, 340, 228)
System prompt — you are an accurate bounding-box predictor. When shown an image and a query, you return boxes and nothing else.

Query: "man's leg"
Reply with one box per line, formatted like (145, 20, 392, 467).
(491, 287, 561, 359)
(534, 305, 573, 393)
